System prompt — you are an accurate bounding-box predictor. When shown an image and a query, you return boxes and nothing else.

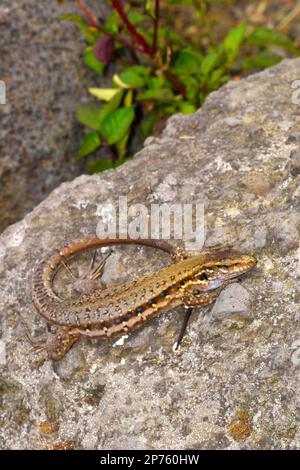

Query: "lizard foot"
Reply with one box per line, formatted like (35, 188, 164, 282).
(23, 321, 80, 361)
(61, 249, 112, 295)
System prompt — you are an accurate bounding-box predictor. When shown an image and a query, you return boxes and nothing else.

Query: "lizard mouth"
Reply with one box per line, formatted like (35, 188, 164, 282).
(213, 254, 257, 274)
(193, 254, 257, 291)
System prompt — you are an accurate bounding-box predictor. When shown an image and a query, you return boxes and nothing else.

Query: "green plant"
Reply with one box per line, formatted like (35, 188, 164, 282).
(61, 0, 298, 173)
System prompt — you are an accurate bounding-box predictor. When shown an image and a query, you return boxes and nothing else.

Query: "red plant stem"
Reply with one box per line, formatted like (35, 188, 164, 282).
(75, 0, 184, 95)
(151, 0, 160, 55)
(115, 34, 139, 55)
(165, 70, 185, 96)
(76, 0, 99, 28)
(111, 0, 153, 55)
(76, 0, 140, 56)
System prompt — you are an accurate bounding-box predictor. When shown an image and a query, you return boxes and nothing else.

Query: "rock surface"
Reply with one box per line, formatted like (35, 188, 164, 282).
(0, 59, 300, 449)
(0, 0, 109, 231)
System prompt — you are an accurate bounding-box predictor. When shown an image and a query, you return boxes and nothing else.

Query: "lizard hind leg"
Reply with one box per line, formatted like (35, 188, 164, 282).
(71, 249, 112, 295)
(32, 327, 81, 361)
(88, 249, 112, 280)
(21, 319, 49, 354)
(44, 328, 81, 360)
(23, 321, 80, 361)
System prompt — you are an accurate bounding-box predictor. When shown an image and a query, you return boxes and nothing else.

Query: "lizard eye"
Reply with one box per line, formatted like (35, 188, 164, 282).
(198, 272, 208, 281)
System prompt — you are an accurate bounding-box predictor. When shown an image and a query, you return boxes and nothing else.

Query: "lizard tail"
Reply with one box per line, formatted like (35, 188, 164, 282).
(32, 237, 176, 325)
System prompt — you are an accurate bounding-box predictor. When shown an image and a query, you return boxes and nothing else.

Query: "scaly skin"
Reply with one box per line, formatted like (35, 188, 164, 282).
(31, 238, 257, 359)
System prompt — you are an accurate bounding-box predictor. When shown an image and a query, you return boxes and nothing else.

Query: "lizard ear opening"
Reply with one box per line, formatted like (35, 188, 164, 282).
(196, 272, 208, 281)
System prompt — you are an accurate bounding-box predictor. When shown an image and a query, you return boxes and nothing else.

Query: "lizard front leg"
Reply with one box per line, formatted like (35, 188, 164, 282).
(182, 289, 221, 308)
(175, 288, 223, 349)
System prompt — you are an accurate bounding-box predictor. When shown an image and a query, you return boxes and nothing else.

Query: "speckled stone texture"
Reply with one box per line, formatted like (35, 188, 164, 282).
(0, 0, 108, 230)
(0, 58, 300, 449)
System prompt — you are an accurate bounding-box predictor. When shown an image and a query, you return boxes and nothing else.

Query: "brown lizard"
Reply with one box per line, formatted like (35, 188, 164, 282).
(31, 238, 257, 360)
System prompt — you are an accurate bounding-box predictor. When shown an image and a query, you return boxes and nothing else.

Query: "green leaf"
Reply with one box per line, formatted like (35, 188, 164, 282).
(76, 104, 105, 131)
(171, 50, 202, 75)
(146, 77, 163, 89)
(76, 132, 101, 159)
(105, 10, 121, 35)
(209, 68, 229, 87)
(145, 0, 155, 18)
(88, 159, 114, 174)
(128, 65, 150, 78)
(162, 105, 177, 114)
(246, 27, 298, 53)
(201, 47, 224, 76)
(140, 110, 159, 139)
(101, 89, 125, 118)
(157, 28, 185, 46)
(101, 107, 135, 145)
(119, 68, 147, 89)
(84, 47, 104, 75)
(124, 90, 133, 107)
(76, 90, 124, 130)
(127, 12, 148, 25)
(180, 76, 199, 102)
(114, 66, 150, 89)
(89, 87, 121, 101)
(242, 52, 282, 71)
(59, 14, 100, 44)
(178, 102, 196, 114)
(137, 88, 175, 103)
(116, 130, 130, 159)
(224, 23, 247, 64)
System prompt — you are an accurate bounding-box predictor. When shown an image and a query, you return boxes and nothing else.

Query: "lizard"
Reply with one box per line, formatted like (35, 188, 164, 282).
(31, 238, 257, 360)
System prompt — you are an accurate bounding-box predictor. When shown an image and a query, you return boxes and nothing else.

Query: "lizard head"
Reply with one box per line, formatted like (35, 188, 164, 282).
(190, 251, 257, 292)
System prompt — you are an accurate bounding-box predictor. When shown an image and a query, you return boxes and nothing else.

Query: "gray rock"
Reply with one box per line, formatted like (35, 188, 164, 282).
(286, 132, 300, 143)
(54, 346, 86, 381)
(1, 58, 300, 449)
(0, 0, 110, 231)
(253, 227, 268, 249)
(210, 283, 253, 320)
(288, 149, 300, 176)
